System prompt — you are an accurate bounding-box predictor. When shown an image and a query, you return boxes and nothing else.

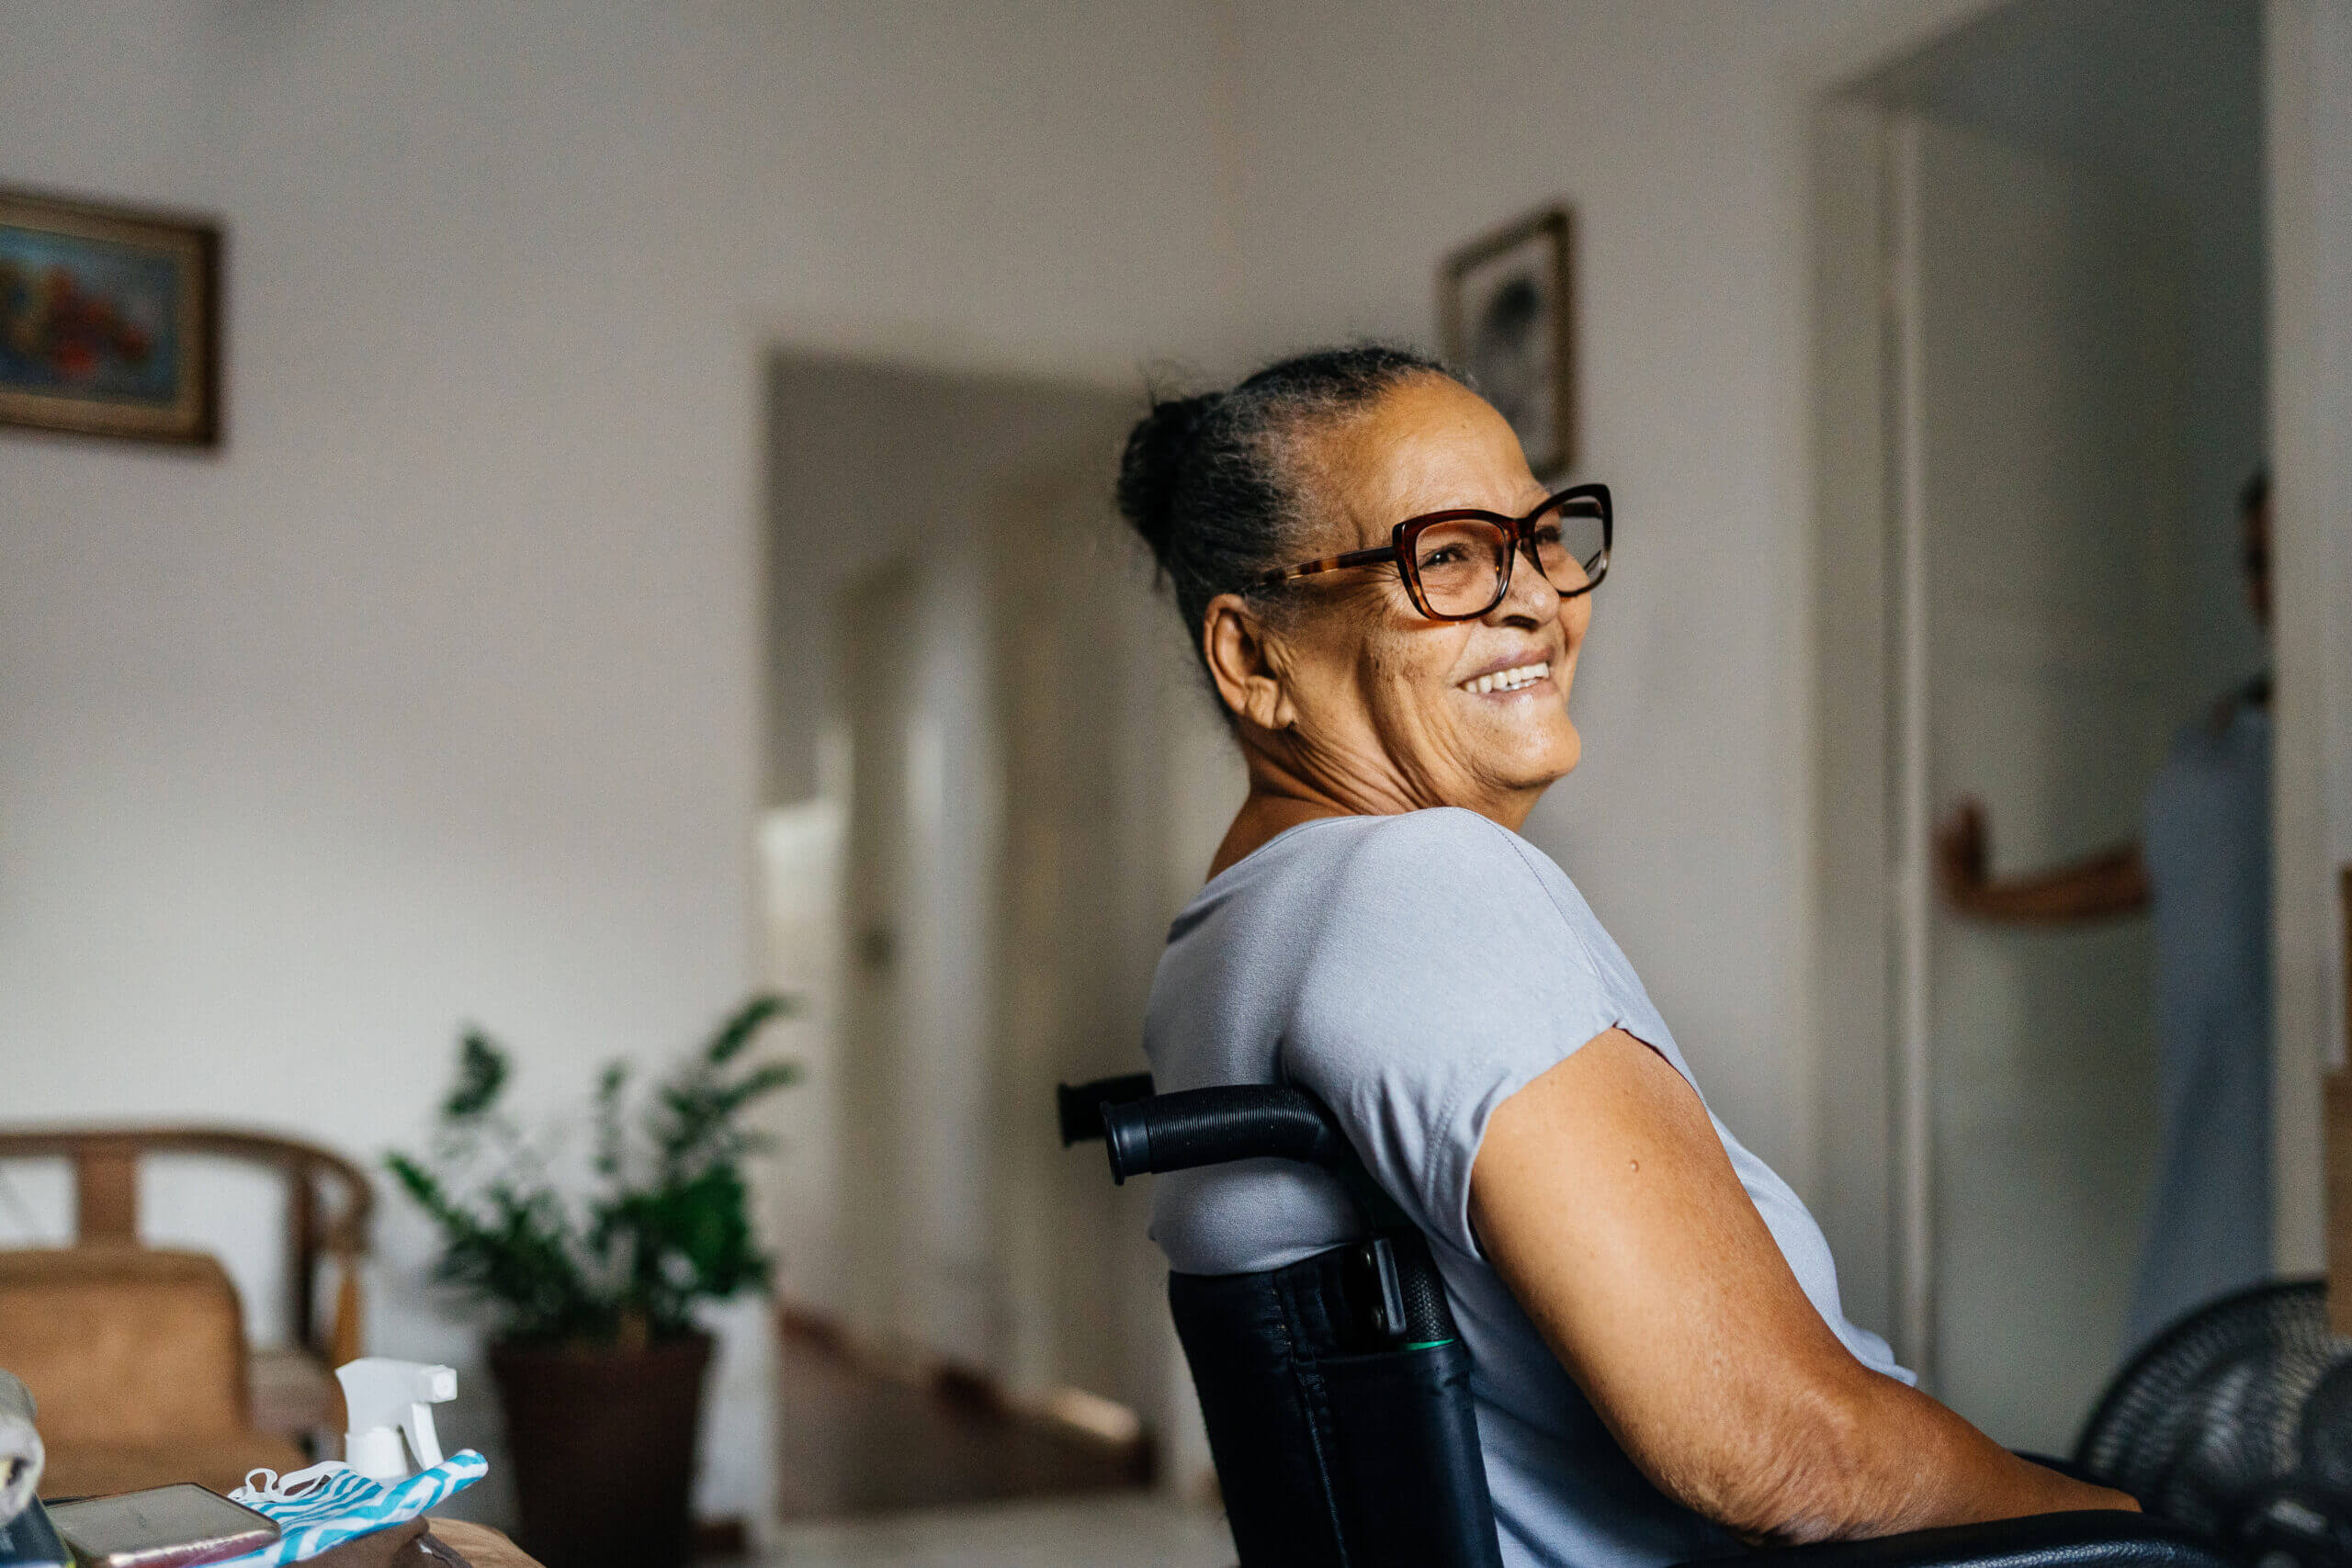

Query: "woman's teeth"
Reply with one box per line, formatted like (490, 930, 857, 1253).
(1462, 661, 1549, 694)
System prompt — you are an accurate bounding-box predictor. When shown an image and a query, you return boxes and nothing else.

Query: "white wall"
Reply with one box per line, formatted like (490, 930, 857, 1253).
(0, 0, 1223, 1533)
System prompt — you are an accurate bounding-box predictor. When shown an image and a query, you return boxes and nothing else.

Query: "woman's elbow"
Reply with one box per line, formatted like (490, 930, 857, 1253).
(1644, 1378, 1894, 1546)
(1637, 1368, 2135, 1543)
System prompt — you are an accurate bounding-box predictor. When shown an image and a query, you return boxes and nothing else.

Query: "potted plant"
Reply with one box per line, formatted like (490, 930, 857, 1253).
(388, 995, 799, 1568)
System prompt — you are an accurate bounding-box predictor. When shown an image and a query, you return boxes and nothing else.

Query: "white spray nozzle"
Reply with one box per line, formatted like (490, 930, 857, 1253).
(335, 1358, 457, 1481)
(0, 1369, 43, 1529)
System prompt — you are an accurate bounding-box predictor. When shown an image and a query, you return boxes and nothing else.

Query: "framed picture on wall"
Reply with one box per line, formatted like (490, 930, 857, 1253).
(1440, 203, 1575, 479)
(0, 186, 221, 446)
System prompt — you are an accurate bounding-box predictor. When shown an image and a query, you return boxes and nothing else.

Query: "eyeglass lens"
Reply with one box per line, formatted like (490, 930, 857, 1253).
(1408, 497, 1607, 616)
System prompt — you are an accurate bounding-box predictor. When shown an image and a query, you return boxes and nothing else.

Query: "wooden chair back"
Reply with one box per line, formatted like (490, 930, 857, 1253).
(0, 1126, 372, 1367)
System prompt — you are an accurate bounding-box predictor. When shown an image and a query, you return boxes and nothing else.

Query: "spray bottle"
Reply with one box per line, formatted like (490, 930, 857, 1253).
(334, 1359, 458, 1482)
(0, 1368, 43, 1528)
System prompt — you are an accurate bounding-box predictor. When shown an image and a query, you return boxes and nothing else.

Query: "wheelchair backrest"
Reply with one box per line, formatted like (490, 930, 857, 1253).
(1059, 1075, 1505, 1568)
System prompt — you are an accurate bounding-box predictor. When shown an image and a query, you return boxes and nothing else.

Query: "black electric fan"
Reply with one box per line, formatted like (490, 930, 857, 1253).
(2076, 1280, 2352, 1568)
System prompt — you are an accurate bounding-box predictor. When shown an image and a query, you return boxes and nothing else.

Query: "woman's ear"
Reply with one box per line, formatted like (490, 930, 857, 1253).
(1203, 593, 1294, 733)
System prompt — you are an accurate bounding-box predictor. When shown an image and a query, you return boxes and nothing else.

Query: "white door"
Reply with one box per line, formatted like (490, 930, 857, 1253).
(826, 454, 1219, 1450)
(835, 565, 923, 1344)
(987, 458, 1188, 1424)
(1903, 118, 2201, 1450)
(832, 553, 1005, 1364)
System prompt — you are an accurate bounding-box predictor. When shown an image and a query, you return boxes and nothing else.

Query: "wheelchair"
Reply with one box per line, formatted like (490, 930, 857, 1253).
(1057, 1072, 2231, 1568)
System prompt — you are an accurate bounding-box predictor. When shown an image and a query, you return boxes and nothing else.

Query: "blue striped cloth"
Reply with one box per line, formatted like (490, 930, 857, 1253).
(222, 1452, 488, 1566)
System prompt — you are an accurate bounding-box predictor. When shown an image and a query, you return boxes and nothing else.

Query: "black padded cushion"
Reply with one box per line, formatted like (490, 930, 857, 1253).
(1682, 1511, 2238, 1568)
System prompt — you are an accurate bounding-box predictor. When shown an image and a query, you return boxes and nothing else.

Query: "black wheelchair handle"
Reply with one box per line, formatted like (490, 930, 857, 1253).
(1102, 1085, 1345, 1185)
(1056, 1073, 1157, 1147)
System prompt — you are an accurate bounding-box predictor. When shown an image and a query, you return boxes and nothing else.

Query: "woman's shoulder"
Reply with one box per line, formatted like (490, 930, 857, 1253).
(1272, 813, 1663, 1247)
(1192, 807, 1551, 915)
(1242, 806, 1555, 874)
(1240, 809, 1587, 970)
(1179, 809, 1598, 970)
(1328, 807, 1572, 909)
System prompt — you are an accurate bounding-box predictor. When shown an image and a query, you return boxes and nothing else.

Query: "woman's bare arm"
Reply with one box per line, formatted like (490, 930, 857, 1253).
(1469, 1030, 2135, 1544)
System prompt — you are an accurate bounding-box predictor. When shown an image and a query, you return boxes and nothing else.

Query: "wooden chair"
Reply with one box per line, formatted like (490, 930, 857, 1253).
(0, 1127, 372, 1457)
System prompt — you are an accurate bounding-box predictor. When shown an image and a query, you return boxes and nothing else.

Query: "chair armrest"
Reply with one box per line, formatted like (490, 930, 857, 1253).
(1679, 1513, 2232, 1568)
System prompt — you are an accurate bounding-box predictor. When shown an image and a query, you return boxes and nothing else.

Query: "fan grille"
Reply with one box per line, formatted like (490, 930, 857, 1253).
(2075, 1280, 2350, 1540)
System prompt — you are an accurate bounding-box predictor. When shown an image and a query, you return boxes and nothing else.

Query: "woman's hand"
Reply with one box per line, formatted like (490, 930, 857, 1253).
(1469, 1030, 2137, 1543)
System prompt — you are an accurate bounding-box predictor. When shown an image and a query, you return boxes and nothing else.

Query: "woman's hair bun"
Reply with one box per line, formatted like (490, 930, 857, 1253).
(1114, 345, 1458, 705)
(1116, 390, 1220, 566)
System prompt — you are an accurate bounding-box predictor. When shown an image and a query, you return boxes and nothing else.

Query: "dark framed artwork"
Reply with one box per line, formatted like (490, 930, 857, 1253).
(1440, 203, 1575, 479)
(0, 186, 221, 446)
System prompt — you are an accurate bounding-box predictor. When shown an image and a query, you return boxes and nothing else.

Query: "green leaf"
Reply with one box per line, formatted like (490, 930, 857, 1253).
(593, 1060, 629, 1179)
(703, 993, 794, 1066)
(443, 1031, 509, 1120)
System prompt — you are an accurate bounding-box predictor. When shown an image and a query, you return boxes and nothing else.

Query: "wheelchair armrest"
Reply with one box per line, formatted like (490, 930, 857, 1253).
(1680, 1512, 2230, 1568)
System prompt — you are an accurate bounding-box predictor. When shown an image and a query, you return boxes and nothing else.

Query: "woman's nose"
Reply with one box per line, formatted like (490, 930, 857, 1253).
(1490, 538, 1558, 623)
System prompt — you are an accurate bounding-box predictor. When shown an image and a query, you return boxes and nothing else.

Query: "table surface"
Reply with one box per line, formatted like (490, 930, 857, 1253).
(426, 1518, 542, 1568)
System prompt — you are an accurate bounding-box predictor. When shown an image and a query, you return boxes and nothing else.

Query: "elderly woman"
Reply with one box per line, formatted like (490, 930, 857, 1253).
(1120, 347, 2133, 1568)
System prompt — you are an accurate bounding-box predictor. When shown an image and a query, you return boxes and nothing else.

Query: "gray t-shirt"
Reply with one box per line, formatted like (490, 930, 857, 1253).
(1144, 808, 1911, 1568)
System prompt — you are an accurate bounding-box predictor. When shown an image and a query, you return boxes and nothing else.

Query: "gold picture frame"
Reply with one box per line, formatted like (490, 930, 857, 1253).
(0, 186, 222, 446)
(1440, 203, 1575, 479)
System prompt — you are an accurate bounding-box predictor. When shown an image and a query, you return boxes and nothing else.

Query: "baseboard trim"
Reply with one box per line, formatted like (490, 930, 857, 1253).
(775, 1299, 1154, 1482)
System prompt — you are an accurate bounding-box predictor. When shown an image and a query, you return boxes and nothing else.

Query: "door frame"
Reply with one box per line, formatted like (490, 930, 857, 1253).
(1809, 0, 2352, 1375)
(2262, 0, 2352, 1280)
(1808, 99, 1936, 1380)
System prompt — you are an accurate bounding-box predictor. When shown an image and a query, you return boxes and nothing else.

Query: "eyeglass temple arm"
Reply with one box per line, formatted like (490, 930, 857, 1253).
(1258, 545, 1398, 587)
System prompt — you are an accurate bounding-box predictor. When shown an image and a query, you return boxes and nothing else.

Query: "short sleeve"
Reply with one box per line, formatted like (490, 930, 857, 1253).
(1278, 809, 1635, 1261)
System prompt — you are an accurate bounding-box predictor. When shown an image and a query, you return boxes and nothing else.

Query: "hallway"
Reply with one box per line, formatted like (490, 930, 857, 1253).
(765, 1495, 1232, 1567)
(774, 1317, 1154, 1518)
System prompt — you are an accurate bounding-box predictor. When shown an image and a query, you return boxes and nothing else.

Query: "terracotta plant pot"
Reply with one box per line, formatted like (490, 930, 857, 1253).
(488, 1333, 713, 1568)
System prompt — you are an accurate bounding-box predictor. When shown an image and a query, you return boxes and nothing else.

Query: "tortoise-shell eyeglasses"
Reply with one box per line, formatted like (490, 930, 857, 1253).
(1254, 482, 1611, 622)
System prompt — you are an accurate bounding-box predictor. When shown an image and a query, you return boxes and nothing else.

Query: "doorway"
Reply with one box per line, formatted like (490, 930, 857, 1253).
(753, 355, 1241, 1512)
(1811, 0, 2269, 1450)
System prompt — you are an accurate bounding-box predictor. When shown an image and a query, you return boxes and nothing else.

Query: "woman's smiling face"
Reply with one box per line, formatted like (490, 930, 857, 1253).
(1209, 374, 1591, 826)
